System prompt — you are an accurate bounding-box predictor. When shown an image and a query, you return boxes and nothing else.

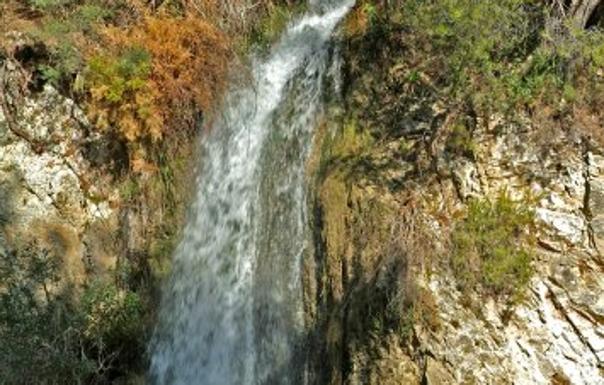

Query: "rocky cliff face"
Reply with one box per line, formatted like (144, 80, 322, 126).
(0, 52, 194, 382)
(303, 25, 604, 385)
(2, 5, 603, 384)
(424, 121, 604, 385)
(0, 53, 191, 287)
(0, 59, 120, 282)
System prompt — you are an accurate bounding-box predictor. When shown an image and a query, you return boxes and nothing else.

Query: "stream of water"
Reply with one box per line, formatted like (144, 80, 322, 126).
(149, 1, 353, 384)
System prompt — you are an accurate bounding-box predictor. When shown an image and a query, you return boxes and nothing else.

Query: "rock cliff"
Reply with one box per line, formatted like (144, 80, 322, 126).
(1, 2, 603, 384)
(303, 15, 604, 385)
(0, 59, 119, 282)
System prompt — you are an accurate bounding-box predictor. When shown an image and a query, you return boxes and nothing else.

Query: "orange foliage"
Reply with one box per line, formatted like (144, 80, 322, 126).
(343, 4, 370, 37)
(111, 15, 231, 112)
(88, 14, 231, 142)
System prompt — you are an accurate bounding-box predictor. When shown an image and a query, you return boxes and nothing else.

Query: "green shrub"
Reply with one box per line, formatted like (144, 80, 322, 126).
(0, 244, 94, 385)
(356, 0, 603, 121)
(24, 1, 118, 87)
(76, 4, 113, 28)
(81, 280, 144, 351)
(401, 0, 549, 108)
(85, 46, 161, 139)
(451, 193, 535, 299)
(27, 18, 81, 85)
(87, 47, 151, 104)
(0, 242, 147, 384)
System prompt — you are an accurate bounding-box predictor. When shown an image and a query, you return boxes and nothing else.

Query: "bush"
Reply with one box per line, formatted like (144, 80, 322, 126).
(87, 15, 231, 141)
(0, 242, 147, 384)
(451, 193, 535, 299)
(0, 244, 93, 385)
(81, 281, 145, 363)
(24, 1, 120, 88)
(87, 47, 162, 141)
(400, 0, 549, 108)
(5, 0, 297, 146)
(350, 0, 604, 134)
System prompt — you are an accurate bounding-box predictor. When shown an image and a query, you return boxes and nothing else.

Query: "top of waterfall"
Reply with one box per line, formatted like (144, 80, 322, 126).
(290, 0, 355, 34)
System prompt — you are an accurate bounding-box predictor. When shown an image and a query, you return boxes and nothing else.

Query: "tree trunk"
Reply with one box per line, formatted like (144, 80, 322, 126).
(559, 0, 603, 27)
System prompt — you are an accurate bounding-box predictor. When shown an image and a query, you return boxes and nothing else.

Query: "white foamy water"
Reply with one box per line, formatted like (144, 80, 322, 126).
(149, 2, 354, 384)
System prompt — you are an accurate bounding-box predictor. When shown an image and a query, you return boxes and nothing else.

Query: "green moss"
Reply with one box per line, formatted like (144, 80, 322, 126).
(119, 177, 140, 202)
(320, 171, 349, 262)
(331, 119, 374, 160)
(149, 228, 177, 278)
(451, 193, 535, 299)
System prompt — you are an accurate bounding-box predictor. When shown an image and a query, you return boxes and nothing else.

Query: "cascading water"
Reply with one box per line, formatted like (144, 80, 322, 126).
(149, 2, 353, 384)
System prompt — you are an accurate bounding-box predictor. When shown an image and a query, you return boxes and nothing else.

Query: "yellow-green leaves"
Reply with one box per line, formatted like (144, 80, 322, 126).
(87, 47, 151, 104)
(451, 193, 536, 299)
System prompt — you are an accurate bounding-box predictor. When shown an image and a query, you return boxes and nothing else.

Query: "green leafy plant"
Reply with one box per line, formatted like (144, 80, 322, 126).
(87, 47, 151, 103)
(0, 241, 148, 384)
(81, 280, 144, 349)
(451, 193, 535, 299)
(0, 244, 95, 384)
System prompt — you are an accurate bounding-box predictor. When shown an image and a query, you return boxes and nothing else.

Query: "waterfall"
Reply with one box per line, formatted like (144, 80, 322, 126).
(149, 2, 353, 384)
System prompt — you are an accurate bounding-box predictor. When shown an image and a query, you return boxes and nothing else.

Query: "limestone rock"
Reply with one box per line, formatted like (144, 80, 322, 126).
(0, 74, 118, 279)
(310, 106, 604, 384)
(452, 158, 481, 199)
(588, 153, 604, 251)
(424, 357, 454, 385)
(416, 122, 604, 385)
(350, 335, 422, 385)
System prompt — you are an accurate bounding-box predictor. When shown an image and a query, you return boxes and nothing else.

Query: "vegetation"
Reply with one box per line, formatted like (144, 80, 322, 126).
(330, 119, 374, 160)
(347, 0, 603, 144)
(1, 0, 601, 383)
(0, 243, 146, 385)
(0, 2, 301, 384)
(451, 194, 536, 299)
(87, 15, 230, 141)
(245, 2, 308, 50)
(86, 46, 160, 141)
(336, 0, 603, 304)
(1, 0, 300, 143)
(446, 119, 477, 159)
